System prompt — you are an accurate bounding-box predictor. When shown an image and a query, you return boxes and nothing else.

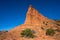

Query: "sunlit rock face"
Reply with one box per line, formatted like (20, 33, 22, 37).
(24, 5, 43, 25)
(24, 5, 56, 27)
(0, 5, 60, 40)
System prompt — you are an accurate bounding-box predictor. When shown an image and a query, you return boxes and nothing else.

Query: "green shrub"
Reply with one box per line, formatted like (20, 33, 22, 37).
(21, 28, 35, 38)
(46, 28, 55, 36)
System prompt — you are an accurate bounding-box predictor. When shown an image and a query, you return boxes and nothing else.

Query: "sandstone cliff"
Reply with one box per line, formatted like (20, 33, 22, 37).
(0, 5, 60, 40)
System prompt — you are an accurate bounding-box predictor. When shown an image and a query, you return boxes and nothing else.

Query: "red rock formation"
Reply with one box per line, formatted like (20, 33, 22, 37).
(9, 5, 60, 40)
(25, 5, 45, 25)
(0, 5, 60, 40)
(24, 5, 57, 28)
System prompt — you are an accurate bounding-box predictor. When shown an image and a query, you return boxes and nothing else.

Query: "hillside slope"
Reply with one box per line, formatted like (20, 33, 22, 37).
(0, 5, 60, 40)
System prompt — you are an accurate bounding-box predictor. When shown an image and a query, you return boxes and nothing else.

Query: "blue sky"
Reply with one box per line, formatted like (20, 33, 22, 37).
(0, 0, 60, 31)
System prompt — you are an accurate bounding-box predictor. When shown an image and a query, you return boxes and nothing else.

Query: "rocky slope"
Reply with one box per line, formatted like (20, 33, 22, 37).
(0, 5, 60, 40)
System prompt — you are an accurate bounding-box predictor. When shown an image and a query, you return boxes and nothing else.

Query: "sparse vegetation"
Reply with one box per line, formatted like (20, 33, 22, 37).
(46, 28, 55, 36)
(21, 28, 35, 38)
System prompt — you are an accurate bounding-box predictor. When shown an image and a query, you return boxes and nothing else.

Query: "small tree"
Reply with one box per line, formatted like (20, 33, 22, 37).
(21, 28, 35, 38)
(46, 28, 55, 36)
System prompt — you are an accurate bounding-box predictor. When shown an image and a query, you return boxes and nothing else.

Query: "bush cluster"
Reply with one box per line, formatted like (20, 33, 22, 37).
(46, 28, 55, 36)
(21, 28, 35, 38)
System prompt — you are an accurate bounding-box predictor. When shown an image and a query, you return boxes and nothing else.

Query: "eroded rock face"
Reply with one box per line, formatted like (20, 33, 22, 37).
(24, 5, 46, 25)
(24, 5, 57, 29)
(0, 5, 60, 40)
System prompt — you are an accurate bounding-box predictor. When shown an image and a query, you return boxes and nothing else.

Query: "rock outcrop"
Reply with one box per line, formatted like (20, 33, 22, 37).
(0, 5, 60, 40)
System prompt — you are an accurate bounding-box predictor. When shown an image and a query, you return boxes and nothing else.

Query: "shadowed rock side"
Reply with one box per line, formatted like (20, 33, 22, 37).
(0, 5, 60, 40)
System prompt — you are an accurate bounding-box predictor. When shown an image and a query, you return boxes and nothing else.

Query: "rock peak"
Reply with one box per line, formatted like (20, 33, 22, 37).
(24, 5, 56, 26)
(8, 5, 59, 40)
(24, 5, 46, 25)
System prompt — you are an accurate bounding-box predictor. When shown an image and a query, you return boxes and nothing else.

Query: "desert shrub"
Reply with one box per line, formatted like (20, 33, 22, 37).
(46, 28, 55, 36)
(21, 28, 35, 38)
